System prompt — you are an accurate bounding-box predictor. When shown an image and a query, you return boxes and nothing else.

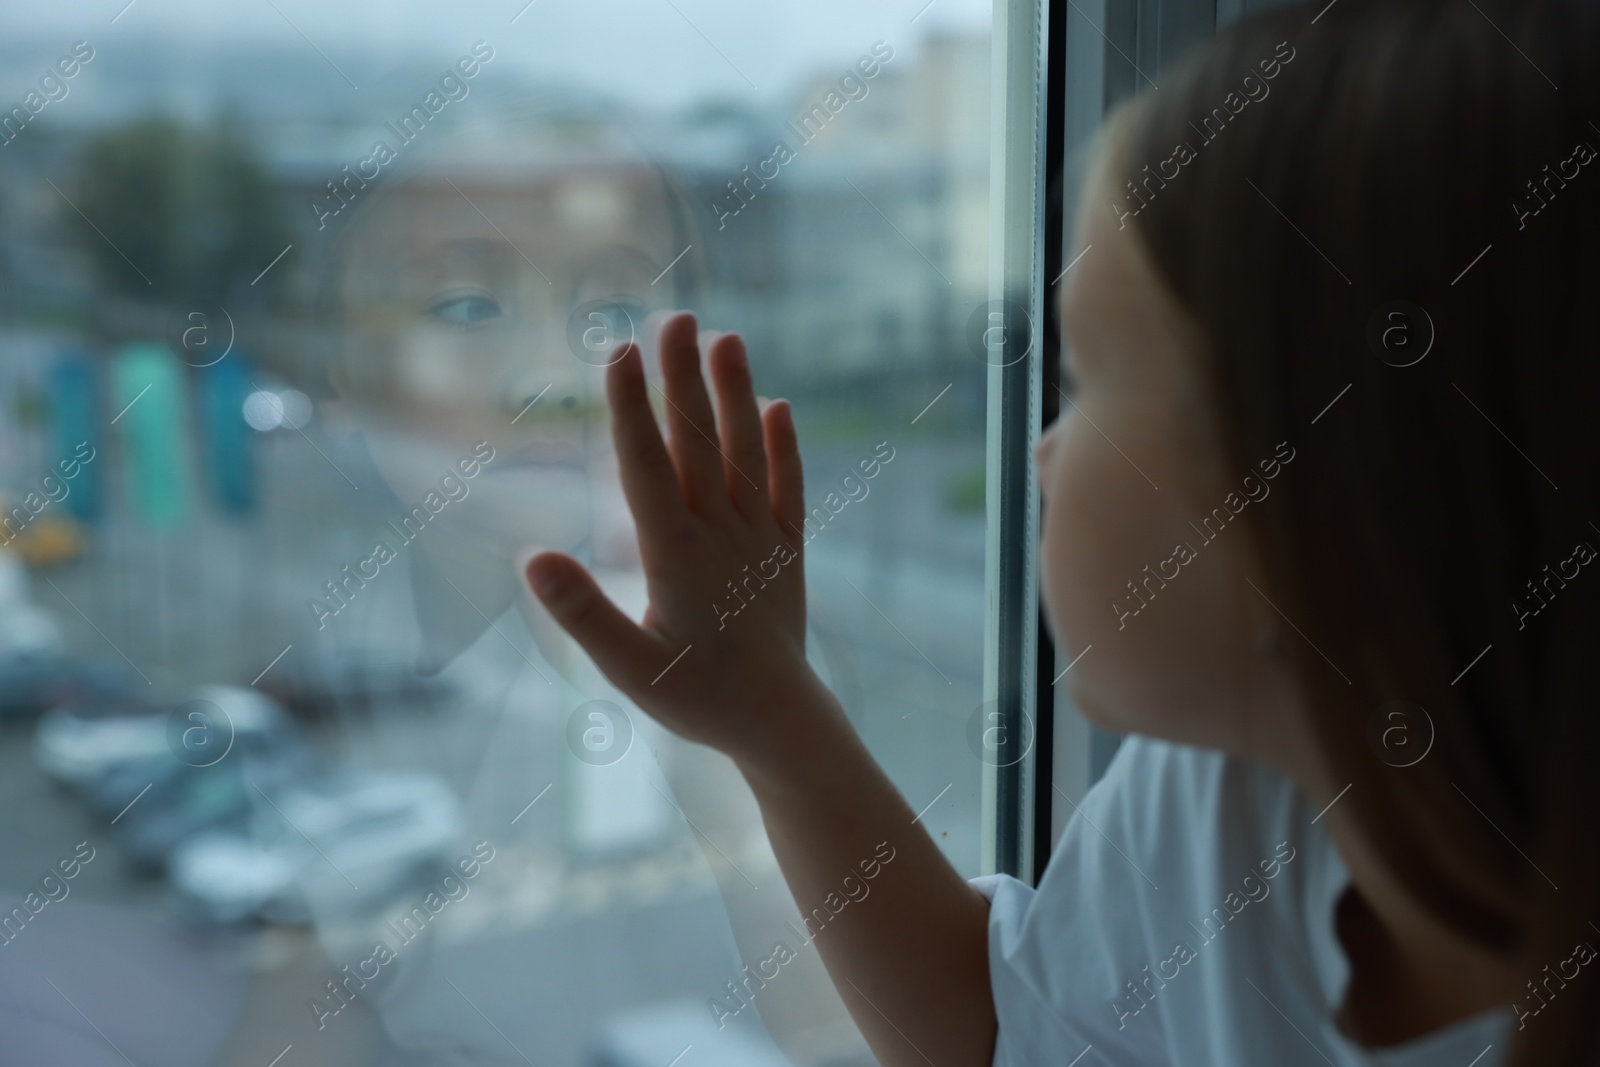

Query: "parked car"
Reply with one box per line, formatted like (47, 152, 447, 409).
(33, 691, 172, 790)
(255, 643, 448, 723)
(0, 501, 83, 567)
(110, 762, 259, 872)
(106, 739, 314, 872)
(0, 586, 62, 657)
(0, 655, 125, 724)
(79, 686, 309, 814)
(0, 550, 118, 723)
(36, 684, 303, 793)
(35, 685, 313, 871)
(169, 769, 462, 925)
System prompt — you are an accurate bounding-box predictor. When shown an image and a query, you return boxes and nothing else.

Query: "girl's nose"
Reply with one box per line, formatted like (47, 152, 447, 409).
(1033, 423, 1058, 472)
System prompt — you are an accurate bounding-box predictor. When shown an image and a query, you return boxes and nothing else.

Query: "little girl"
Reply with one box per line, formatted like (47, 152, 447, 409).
(524, 2, 1598, 1065)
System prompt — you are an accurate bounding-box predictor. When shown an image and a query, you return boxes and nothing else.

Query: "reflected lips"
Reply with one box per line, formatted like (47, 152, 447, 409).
(494, 440, 587, 472)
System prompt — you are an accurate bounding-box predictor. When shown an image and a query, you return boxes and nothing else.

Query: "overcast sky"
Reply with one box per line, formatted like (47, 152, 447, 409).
(8, 0, 990, 112)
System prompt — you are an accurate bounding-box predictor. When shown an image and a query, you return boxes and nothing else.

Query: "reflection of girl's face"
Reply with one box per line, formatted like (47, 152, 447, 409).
(335, 153, 682, 566)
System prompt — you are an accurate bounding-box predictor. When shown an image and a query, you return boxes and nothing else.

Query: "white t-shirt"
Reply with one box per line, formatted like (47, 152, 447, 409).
(970, 736, 1512, 1067)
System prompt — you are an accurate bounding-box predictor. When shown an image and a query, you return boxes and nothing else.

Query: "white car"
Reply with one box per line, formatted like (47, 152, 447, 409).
(34, 684, 295, 791)
(169, 770, 462, 924)
(0, 550, 62, 654)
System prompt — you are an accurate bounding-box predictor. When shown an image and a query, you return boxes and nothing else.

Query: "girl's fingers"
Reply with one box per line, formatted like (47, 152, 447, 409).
(657, 312, 733, 519)
(525, 551, 663, 694)
(707, 333, 770, 519)
(762, 399, 807, 546)
(605, 342, 692, 553)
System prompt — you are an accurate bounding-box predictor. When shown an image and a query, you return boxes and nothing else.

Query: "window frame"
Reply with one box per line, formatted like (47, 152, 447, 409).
(982, 0, 1050, 882)
(1004, 0, 1300, 885)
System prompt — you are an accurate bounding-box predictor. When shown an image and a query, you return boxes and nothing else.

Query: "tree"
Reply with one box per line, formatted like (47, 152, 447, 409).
(69, 112, 290, 304)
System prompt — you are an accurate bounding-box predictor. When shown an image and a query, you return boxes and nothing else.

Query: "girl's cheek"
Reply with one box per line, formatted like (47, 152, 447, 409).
(1034, 423, 1066, 620)
(1037, 420, 1106, 640)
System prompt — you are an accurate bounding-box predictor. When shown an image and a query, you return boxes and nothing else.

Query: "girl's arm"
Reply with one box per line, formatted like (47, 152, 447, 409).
(740, 670, 997, 1067)
(524, 312, 996, 1067)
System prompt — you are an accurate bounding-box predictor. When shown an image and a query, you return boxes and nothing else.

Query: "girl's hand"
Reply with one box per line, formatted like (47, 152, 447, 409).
(529, 313, 998, 1067)
(523, 311, 832, 766)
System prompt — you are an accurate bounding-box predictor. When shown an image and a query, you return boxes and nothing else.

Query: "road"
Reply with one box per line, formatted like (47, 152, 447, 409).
(0, 398, 995, 1066)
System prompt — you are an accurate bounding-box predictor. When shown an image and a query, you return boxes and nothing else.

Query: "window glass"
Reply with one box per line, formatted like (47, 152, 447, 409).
(0, 3, 995, 1063)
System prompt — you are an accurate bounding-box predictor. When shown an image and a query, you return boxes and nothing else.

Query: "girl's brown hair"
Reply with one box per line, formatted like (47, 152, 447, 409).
(1113, 0, 1598, 1062)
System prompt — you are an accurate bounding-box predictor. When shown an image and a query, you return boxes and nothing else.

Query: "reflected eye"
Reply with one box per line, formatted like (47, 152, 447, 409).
(425, 291, 503, 329)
